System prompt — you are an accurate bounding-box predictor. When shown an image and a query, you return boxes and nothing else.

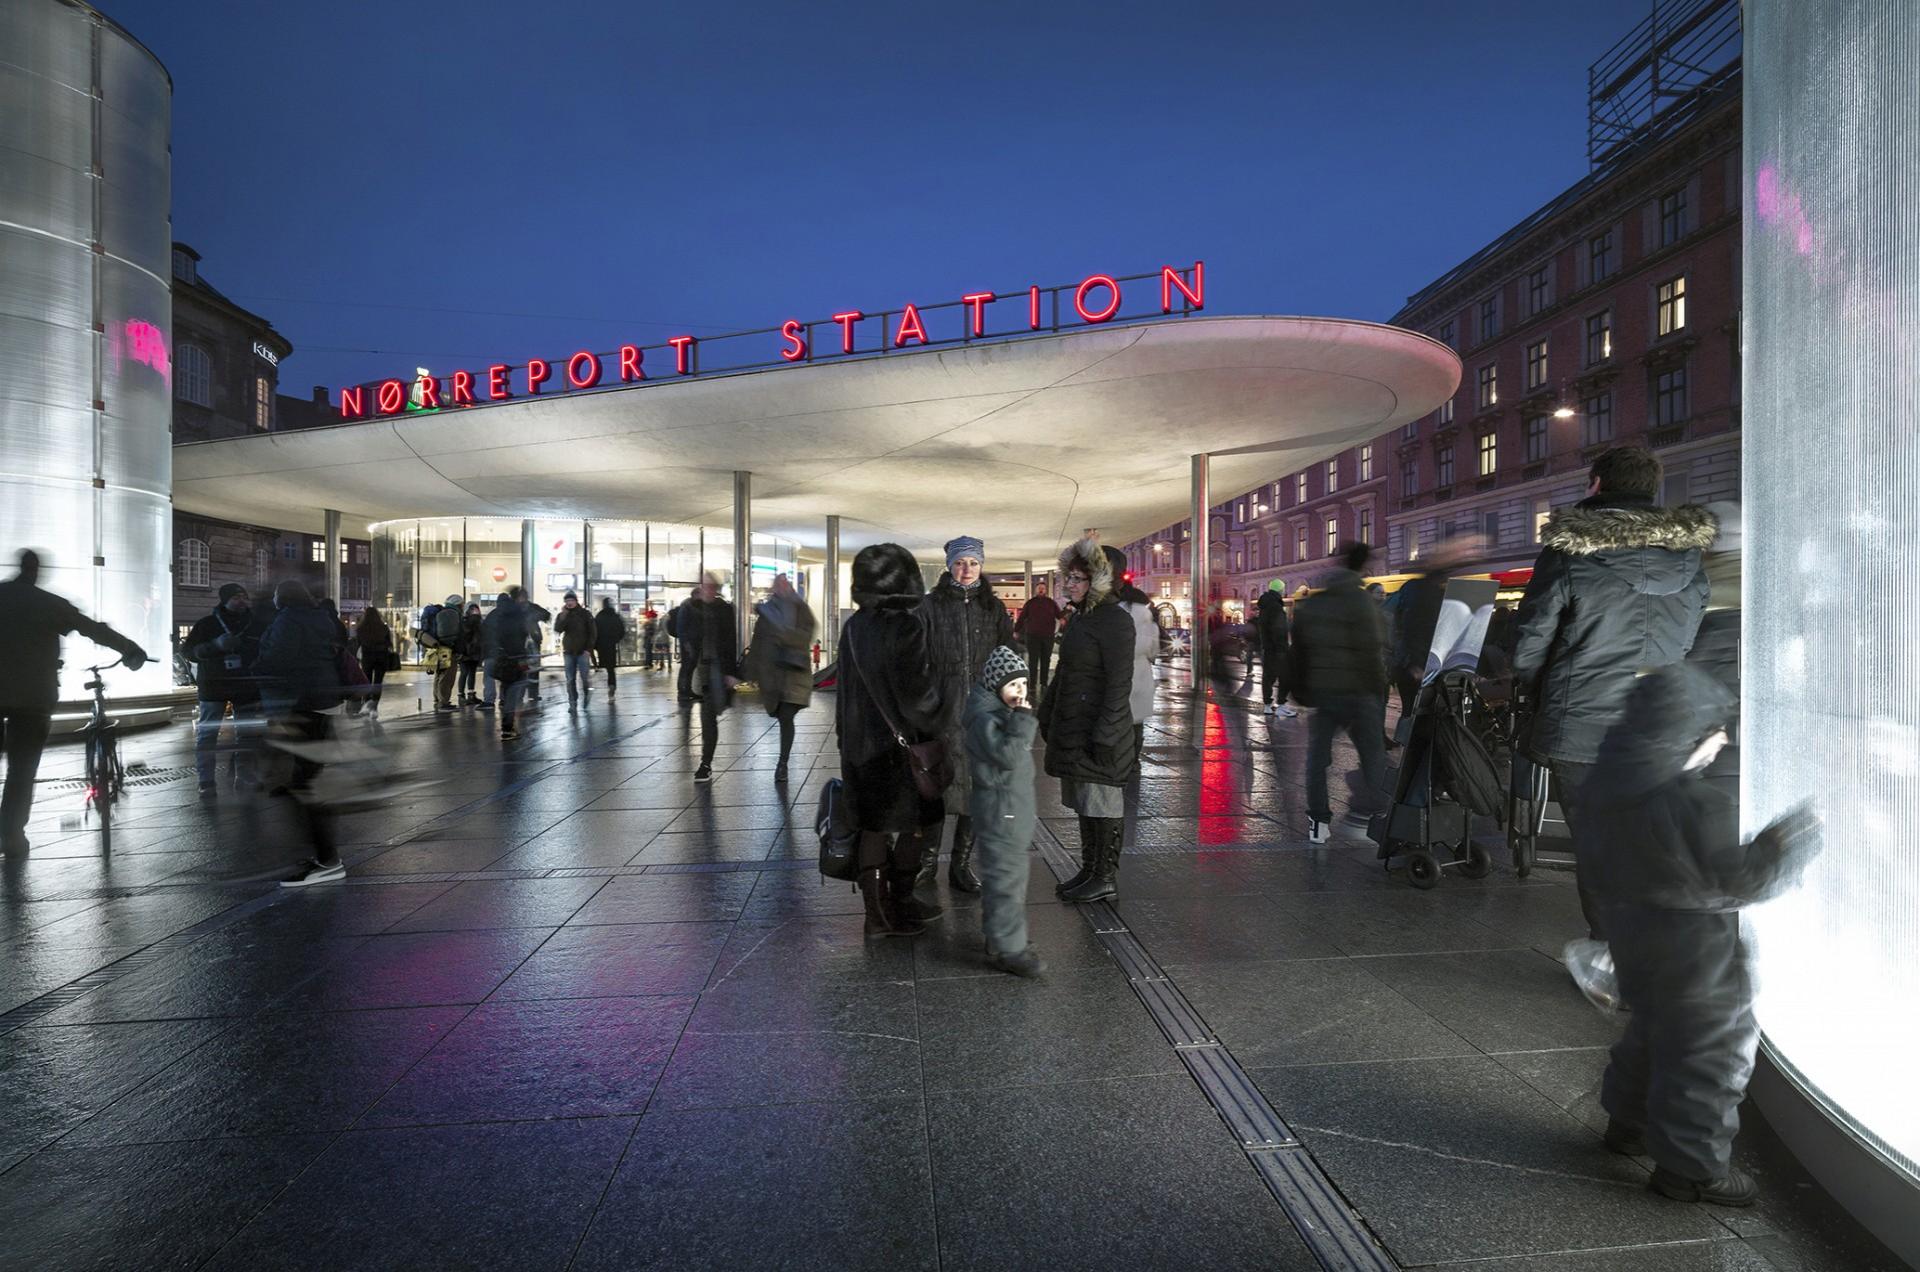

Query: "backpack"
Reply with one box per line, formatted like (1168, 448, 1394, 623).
(434, 605, 462, 643)
(418, 604, 443, 648)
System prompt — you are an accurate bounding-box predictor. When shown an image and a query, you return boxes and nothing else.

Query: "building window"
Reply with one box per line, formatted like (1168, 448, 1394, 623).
(1324, 516, 1339, 557)
(1295, 473, 1307, 504)
(1477, 431, 1497, 477)
(1404, 420, 1419, 441)
(1436, 444, 1455, 488)
(1359, 444, 1373, 482)
(346, 575, 370, 601)
(1534, 498, 1552, 542)
(1659, 187, 1688, 246)
(254, 376, 272, 429)
(353, 543, 370, 565)
(1324, 459, 1338, 494)
(1589, 229, 1614, 282)
(1527, 265, 1551, 315)
(1657, 275, 1688, 336)
(253, 546, 268, 584)
(1357, 506, 1373, 545)
(1483, 511, 1502, 545)
(1234, 549, 1244, 572)
(309, 540, 327, 564)
(281, 540, 296, 561)
(1583, 391, 1614, 446)
(1526, 339, 1548, 390)
(1585, 310, 1613, 364)
(1661, 470, 1692, 507)
(1655, 365, 1690, 426)
(177, 538, 209, 589)
(1476, 363, 1497, 409)
(1438, 398, 1454, 426)
(1236, 501, 1246, 523)
(1478, 294, 1499, 342)
(1294, 525, 1307, 562)
(1525, 414, 1549, 462)
(175, 343, 212, 407)
(171, 248, 197, 284)
(1438, 319, 1455, 348)
(1401, 456, 1418, 499)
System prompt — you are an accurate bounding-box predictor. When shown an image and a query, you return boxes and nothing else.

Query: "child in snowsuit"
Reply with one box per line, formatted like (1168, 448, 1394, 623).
(964, 645, 1046, 978)
(1581, 663, 1820, 1207)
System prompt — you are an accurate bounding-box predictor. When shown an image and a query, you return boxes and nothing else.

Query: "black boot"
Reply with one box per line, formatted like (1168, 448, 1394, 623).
(891, 871, 945, 924)
(947, 816, 981, 893)
(1061, 819, 1122, 904)
(911, 826, 940, 892)
(859, 867, 924, 939)
(1055, 815, 1097, 897)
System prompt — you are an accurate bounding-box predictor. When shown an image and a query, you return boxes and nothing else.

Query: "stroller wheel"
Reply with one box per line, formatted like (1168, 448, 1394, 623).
(1455, 841, 1492, 880)
(1406, 850, 1441, 889)
(1508, 828, 1534, 878)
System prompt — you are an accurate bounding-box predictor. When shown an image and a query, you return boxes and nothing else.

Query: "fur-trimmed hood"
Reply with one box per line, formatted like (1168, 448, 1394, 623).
(1057, 537, 1114, 607)
(1539, 499, 1719, 556)
(851, 543, 927, 611)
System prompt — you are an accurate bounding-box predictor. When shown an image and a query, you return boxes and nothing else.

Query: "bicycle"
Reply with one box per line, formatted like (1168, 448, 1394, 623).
(79, 657, 126, 857)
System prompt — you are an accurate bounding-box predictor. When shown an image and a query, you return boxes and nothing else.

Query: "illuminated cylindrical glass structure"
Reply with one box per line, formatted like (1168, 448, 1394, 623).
(0, 0, 172, 698)
(1744, 0, 1920, 1201)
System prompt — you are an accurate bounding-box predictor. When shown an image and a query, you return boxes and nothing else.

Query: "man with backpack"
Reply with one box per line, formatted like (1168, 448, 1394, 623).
(418, 594, 463, 712)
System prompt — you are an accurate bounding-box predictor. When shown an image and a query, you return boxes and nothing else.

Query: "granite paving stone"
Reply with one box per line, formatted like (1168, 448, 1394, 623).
(271, 928, 556, 1010)
(383, 876, 609, 932)
(1362, 947, 1627, 1053)
(491, 920, 733, 1001)
(916, 971, 1182, 1092)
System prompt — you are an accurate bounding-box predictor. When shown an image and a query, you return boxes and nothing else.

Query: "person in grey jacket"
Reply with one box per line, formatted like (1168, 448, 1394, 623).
(965, 645, 1045, 978)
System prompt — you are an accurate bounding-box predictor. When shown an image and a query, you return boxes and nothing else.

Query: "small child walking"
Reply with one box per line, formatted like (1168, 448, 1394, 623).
(964, 646, 1047, 978)
(1580, 663, 1820, 1207)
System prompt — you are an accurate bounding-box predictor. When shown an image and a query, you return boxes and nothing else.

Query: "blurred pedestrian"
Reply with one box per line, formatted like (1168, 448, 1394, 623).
(745, 573, 815, 784)
(1105, 545, 1160, 754)
(1390, 535, 1478, 720)
(682, 573, 741, 782)
(1255, 579, 1297, 718)
(919, 534, 1013, 895)
(1687, 502, 1741, 781)
(185, 582, 265, 798)
(1512, 446, 1713, 946)
(641, 607, 659, 670)
(484, 586, 535, 740)
(256, 579, 349, 886)
(455, 603, 483, 707)
(353, 607, 394, 713)
(836, 544, 946, 939)
(966, 645, 1044, 977)
(670, 598, 695, 701)
(418, 594, 463, 712)
(1042, 537, 1139, 903)
(1291, 542, 1389, 842)
(1014, 581, 1061, 698)
(594, 597, 627, 693)
(1580, 664, 1821, 1207)
(554, 590, 594, 709)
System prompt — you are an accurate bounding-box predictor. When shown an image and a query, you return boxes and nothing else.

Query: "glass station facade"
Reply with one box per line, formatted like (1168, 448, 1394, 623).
(368, 516, 799, 661)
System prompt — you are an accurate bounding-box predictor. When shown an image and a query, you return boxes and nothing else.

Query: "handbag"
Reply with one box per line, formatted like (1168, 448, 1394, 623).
(815, 778, 859, 881)
(337, 644, 370, 688)
(386, 649, 402, 672)
(844, 630, 952, 802)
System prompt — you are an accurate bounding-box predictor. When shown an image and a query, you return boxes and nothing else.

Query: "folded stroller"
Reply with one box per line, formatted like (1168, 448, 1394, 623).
(1369, 668, 1505, 887)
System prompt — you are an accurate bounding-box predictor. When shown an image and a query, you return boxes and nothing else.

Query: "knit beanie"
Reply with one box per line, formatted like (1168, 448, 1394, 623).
(217, 582, 247, 603)
(979, 644, 1029, 695)
(945, 535, 985, 572)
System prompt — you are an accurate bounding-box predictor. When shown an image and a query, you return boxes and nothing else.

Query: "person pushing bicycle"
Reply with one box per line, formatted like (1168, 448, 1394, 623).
(0, 549, 149, 854)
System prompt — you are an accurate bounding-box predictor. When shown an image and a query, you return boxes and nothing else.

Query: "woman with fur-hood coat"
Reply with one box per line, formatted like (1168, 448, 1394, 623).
(1038, 536, 1139, 903)
(836, 543, 949, 939)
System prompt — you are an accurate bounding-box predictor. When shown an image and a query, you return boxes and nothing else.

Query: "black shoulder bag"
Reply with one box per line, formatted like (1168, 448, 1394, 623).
(844, 629, 952, 802)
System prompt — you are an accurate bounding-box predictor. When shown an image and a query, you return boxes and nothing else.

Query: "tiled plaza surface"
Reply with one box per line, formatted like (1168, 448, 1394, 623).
(0, 663, 1902, 1271)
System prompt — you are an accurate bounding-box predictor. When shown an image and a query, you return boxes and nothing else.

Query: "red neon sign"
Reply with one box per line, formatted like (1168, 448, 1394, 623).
(336, 261, 1205, 418)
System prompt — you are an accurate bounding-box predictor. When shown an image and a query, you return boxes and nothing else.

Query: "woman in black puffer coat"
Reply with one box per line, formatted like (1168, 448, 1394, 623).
(837, 544, 948, 939)
(1039, 536, 1138, 903)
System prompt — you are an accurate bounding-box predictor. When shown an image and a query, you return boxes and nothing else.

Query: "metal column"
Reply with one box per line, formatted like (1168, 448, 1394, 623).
(323, 509, 342, 609)
(824, 515, 841, 661)
(520, 519, 535, 595)
(733, 471, 752, 654)
(1191, 453, 1211, 720)
(1024, 559, 1033, 599)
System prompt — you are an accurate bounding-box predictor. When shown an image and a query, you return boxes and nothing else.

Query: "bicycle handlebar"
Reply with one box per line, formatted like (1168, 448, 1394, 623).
(86, 657, 126, 674)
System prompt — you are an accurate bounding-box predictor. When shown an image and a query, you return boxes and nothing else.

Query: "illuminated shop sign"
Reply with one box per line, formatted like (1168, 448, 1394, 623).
(338, 261, 1205, 421)
(252, 340, 280, 366)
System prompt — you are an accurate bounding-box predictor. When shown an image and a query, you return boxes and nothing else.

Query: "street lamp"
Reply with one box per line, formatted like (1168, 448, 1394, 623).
(1553, 405, 1576, 419)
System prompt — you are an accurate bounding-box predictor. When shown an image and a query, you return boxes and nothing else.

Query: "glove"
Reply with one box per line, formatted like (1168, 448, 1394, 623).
(215, 632, 241, 652)
(123, 647, 149, 671)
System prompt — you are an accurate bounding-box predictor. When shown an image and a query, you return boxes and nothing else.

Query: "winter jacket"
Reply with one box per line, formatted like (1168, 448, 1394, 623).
(1255, 590, 1290, 654)
(1390, 569, 1448, 673)
(1038, 540, 1138, 787)
(1580, 664, 1818, 912)
(837, 545, 945, 832)
(0, 578, 145, 711)
(255, 601, 346, 715)
(1118, 592, 1158, 724)
(454, 613, 483, 665)
(1289, 569, 1388, 705)
(1512, 495, 1713, 765)
(593, 607, 627, 655)
(1014, 593, 1061, 641)
(746, 594, 816, 712)
(355, 615, 394, 659)
(553, 604, 593, 656)
(185, 605, 266, 704)
(965, 683, 1039, 850)
(681, 597, 738, 672)
(482, 598, 533, 669)
(922, 572, 1014, 805)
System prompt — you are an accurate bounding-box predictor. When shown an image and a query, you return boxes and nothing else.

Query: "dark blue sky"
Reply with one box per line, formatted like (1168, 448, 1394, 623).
(112, 0, 1647, 395)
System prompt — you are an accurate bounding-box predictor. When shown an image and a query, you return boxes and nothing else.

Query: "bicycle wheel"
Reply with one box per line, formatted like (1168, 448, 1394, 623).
(87, 734, 116, 857)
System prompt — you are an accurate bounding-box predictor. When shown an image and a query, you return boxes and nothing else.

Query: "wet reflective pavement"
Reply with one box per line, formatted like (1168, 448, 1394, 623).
(0, 665, 1902, 1270)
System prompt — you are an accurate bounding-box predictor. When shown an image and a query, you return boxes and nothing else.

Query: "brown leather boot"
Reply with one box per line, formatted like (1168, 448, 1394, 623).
(859, 867, 924, 939)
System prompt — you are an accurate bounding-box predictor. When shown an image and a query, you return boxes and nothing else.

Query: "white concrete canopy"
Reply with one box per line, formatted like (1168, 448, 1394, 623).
(174, 315, 1459, 568)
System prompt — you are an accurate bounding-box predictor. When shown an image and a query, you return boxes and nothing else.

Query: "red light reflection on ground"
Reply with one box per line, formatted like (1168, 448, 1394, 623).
(1198, 698, 1238, 843)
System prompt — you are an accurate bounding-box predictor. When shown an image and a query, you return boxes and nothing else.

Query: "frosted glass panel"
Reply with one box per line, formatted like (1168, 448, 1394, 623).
(1744, 0, 1920, 1183)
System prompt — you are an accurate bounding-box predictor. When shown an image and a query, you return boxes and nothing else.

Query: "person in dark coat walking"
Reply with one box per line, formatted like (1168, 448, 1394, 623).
(1040, 536, 1138, 903)
(682, 573, 742, 782)
(965, 645, 1044, 977)
(0, 550, 149, 853)
(837, 544, 947, 939)
(185, 582, 267, 796)
(1014, 582, 1061, 698)
(353, 606, 395, 712)
(255, 579, 349, 886)
(1512, 446, 1714, 942)
(553, 591, 595, 708)
(483, 587, 536, 740)
(453, 604, 483, 707)
(593, 598, 627, 694)
(1254, 579, 1297, 718)
(744, 573, 816, 784)
(1290, 542, 1390, 842)
(917, 534, 1013, 895)
(1579, 664, 1820, 1207)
